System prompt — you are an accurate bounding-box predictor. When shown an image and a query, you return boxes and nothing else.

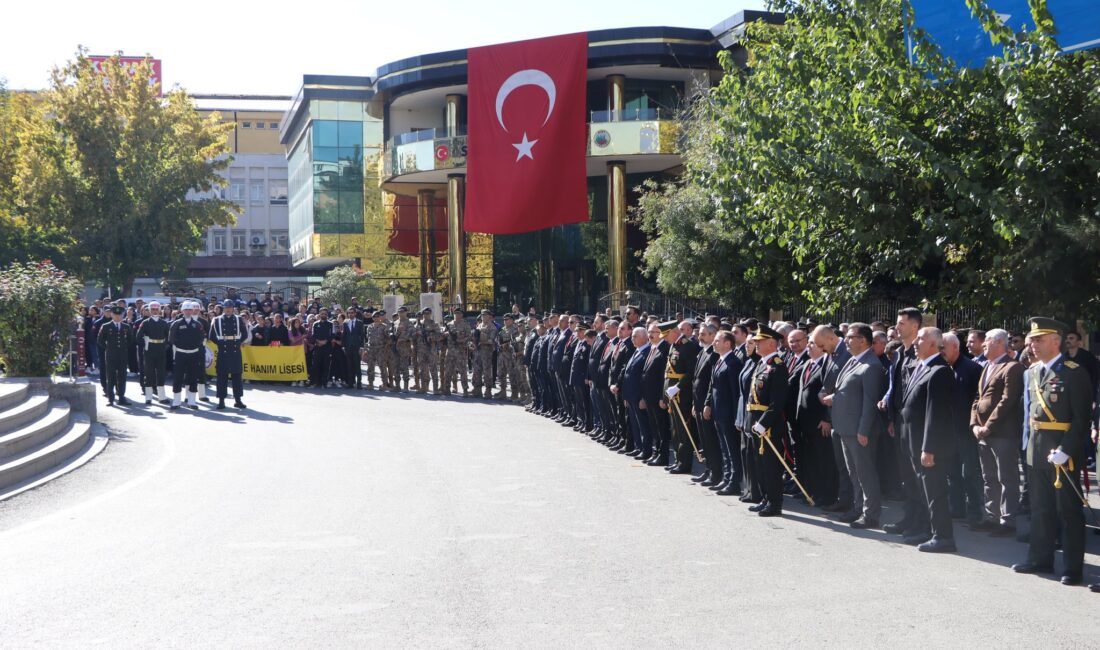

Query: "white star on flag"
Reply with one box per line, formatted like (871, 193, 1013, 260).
(512, 132, 538, 161)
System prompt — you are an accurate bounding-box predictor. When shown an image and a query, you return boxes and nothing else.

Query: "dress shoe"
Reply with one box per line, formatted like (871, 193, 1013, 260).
(749, 502, 770, 513)
(645, 458, 666, 467)
(850, 516, 880, 530)
(902, 532, 932, 546)
(823, 501, 852, 513)
(883, 522, 910, 535)
(834, 511, 861, 524)
(618, 447, 636, 455)
(1012, 562, 1054, 574)
(668, 466, 692, 475)
(716, 485, 741, 496)
(692, 471, 711, 483)
(117, 397, 131, 406)
(664, 463, 680, 472)
(757, 507, 782, 517)
(1061, 574, 1082, 586)
(917, 538, 957, 553)
(107, 399, 115, 406)
(1089, 583, 1100, 593)
(709, 480, 730, 492)
(199, 396, 210, 402)
(234, 401, 246, 409)
(740, 495, 762, 504)
(216, 401, 226, 410)
(990, 524, 1016, 538)
(627, 449, 644, 458)
(701, 477, 723, 488)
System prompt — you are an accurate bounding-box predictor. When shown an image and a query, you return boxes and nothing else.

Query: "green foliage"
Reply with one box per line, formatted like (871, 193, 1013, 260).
(317, 265, 374, 308)
(0, 262, 82, 376)
(637, 0, 1100, 320)
(13, 50, 237, 292)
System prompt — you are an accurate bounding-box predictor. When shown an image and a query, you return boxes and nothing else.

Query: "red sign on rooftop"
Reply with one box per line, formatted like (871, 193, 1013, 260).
(88, 55, 162, 94)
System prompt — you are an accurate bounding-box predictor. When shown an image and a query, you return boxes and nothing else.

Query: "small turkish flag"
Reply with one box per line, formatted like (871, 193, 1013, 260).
(465, 33, 589, 234)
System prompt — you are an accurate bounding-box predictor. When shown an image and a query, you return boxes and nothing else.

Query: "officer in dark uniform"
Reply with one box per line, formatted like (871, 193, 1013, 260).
(663, 319, 701, 475)
(169, 301, 207, 410)
(343, 307, 365, 389)
(569, 323, 593, 432)
(137, 301, 171, 405)
(98, 305, 132, 406)
(747, 324, 789, 517)
(311, 308, 336, 388)
(1011, 317, 1091, 586)
(196, 308, 213, 403)
(210, 299, 251, 409)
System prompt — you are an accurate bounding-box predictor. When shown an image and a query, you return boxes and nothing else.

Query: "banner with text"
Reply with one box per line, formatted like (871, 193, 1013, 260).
(205, 342, 309, 381)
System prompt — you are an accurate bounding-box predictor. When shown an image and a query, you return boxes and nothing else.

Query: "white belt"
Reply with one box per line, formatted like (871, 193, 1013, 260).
(220, 335, 240, 340)
(174, 346, 200, 354)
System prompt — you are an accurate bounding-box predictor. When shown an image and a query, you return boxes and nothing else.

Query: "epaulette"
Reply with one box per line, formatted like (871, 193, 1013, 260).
(771, 356, 784, 365)
(1065, 360, 1079, 369)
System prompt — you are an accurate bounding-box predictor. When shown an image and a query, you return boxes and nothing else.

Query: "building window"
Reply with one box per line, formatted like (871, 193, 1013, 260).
(269, 181, 288, 205)
(242, 121, 251, 128)
(269, 122, 279, 129)
(250, 182, 265, 203)
(231, 230, 247, 255)
(212, 230, 227, 256)
(270, 230, 289, 253)
(229, 182, 246, 202)
(256, 122, 265, 129)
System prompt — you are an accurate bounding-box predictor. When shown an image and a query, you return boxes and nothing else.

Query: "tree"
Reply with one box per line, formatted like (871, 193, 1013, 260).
(0, 262, 82, 376)
(317, 265, 375, 308)
(637, 0, 1100, 321)
(14, 50, 237, 294)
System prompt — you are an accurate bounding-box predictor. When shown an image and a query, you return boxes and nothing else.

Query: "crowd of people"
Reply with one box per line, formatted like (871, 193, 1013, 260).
(78, 291, 1099, 589)
(520, 306, 1099, 591)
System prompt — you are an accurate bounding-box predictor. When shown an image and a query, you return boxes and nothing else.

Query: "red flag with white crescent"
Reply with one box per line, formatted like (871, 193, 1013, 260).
(465, 33, 589, 234)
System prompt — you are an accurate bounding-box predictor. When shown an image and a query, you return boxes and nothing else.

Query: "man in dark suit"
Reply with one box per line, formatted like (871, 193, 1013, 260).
(643, 322, 671, 466)
(783, 327, 811, 497)
(880, 307, 926, 537)
(735, 338, 760, 501)
(822, 323, 886, 529)
(570, 324, 594, 433)
(588, 316, 613, 441)
(706, 329, 745, 496)
(343, 307, 366, 389)
(814, 325, 854, 513)
(663, 320, 701, 474)
(899, 327, 958, 552)
(609, 320, 637, 453)
(796, 337, 837, 506)
(555, 316, 578, 425)
(970, 328, 1025, 537)
(692, 324, 722, 486)
(620, 327, 652, 459)
(942, 330, 983, 523)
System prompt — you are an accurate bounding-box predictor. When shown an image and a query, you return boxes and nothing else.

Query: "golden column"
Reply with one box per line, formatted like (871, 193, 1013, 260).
(447, 174, 466, 307)
(606, 75, 627, 307)
(417, 188, 436, 293)
(445, 94, 466, 137)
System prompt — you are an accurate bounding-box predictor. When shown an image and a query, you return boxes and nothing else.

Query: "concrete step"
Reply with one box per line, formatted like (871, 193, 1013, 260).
(0, 393, 50, 436)
(0, 401, 72, 461)
(0, 381, 29, 412)
(0, 413, 91, 493)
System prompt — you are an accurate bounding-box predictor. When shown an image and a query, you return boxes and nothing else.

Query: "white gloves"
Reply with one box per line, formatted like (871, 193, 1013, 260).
(752, 422, 766, 435)
(665, 385, 680, 399)
(1048, 449, 1070, 466)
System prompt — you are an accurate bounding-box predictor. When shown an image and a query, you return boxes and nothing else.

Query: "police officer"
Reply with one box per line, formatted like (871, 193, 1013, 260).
(98, 305, 132, 406)
(1011, 317, 1091, 586)
(169, 301, 207, 410)
(210, 299, 251, 409)
(746, 325, 789, 517)
(137, 301, 171, 405)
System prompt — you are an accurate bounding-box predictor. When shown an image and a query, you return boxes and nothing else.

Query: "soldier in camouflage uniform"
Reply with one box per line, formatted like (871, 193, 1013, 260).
(473, 309, 499, 399)
(365, 310, 391, 390)
(414, 308, 442, 394)
(393, 306, 415, 392)
(495, 313, 522, 400)
(444, 307, 473, 396)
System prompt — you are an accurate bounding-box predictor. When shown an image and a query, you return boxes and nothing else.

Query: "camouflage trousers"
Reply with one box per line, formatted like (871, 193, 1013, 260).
(495, 352, 521, 398)
(472, 345, 495, 391)
(415, 348, 439, 392)
(395, 343, 413, 385)
(443, 347, 469, 392)
(365, 346, 393, 388)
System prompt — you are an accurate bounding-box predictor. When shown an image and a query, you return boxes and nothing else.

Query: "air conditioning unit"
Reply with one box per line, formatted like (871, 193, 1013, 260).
(250, 236, 266, 247)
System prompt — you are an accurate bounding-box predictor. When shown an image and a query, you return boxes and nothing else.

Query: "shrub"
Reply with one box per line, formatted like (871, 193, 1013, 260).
(0, 262, 81, 376)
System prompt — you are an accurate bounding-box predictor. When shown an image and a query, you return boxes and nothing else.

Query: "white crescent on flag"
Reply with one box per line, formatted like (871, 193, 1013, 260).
(494, 69, 557, 132)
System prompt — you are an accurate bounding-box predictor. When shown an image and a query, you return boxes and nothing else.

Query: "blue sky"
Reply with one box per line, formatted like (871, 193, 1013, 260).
(2, 0, 767, 95)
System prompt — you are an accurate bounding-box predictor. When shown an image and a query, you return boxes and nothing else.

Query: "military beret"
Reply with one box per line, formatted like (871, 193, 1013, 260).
(1026, 316, 1067, 339)
(222, 299, 236, 308)
(503, 313, 514, 321)
(480, 309, 493, 316)
(373, 310, 385, 317)
(752, 324, 782, 341)
(398, 306, 408, 313)
(110, 305, 125, 314)
(421, 307, 432, 314)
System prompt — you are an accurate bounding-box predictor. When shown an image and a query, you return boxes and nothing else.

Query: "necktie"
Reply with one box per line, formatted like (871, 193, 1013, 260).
(646, 345, 658, 366)
(802, 359, 814, 385)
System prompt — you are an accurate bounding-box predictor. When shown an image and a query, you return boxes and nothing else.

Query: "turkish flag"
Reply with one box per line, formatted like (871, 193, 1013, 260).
(465, 33, 589, 234)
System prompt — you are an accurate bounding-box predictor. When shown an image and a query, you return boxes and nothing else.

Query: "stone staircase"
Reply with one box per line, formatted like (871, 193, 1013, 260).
(0, 380, 105, 498)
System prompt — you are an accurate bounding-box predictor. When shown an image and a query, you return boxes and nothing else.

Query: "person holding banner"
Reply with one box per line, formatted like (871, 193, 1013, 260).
(210, 299, 252, 410)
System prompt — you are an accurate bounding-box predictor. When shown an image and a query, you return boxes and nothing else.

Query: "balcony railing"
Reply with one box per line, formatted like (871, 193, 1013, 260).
(392, 126, 467, 146)
(589, 108, 671, 123)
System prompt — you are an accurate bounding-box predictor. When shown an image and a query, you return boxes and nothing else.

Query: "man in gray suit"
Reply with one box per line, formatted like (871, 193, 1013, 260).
(822, 323, 887, 528)
(813, 325, 853, 512)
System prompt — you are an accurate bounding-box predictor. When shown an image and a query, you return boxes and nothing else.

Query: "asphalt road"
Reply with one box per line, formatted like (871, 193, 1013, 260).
(2, 384, 1098, 647)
